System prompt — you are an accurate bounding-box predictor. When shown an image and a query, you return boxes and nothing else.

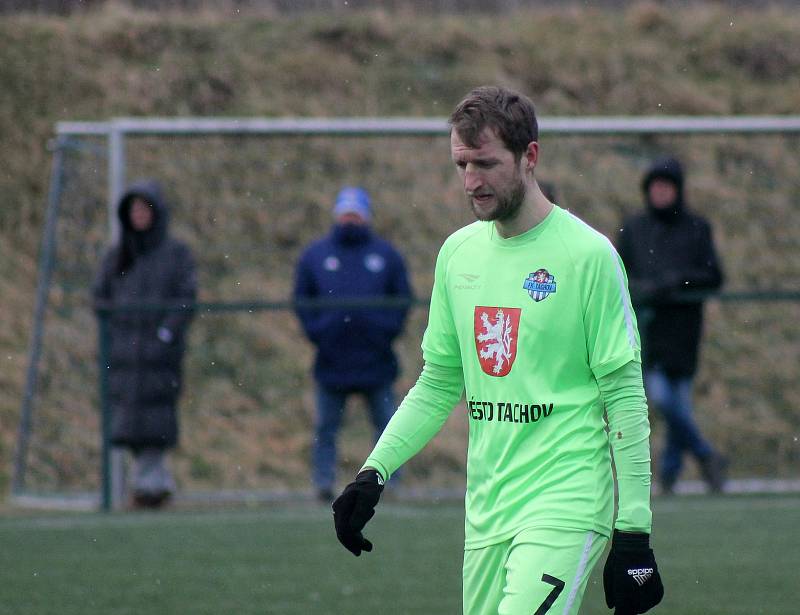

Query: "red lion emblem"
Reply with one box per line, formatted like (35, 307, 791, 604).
(474, 306, 521, 377)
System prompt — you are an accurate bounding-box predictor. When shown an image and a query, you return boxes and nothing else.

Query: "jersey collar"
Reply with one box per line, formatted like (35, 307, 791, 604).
(488, 205, 560, 247)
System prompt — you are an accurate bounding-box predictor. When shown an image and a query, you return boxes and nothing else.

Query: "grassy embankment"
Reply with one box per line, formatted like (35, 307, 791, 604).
(1, 3, 799, 496)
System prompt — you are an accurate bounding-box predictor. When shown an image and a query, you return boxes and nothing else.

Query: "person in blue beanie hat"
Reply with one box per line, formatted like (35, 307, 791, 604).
(293, 187, 414, 502)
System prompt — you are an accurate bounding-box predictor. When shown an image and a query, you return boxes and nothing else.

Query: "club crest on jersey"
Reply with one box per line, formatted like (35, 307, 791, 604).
(474, 306, 521, 377)
(523, 268, 557, 302)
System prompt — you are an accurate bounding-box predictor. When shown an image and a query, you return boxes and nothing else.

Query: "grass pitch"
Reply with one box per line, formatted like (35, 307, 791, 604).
(0, 494, 797, 614)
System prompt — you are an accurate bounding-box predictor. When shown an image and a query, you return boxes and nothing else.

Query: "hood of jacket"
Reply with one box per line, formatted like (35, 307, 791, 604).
(641, 156, 685, 222)
(117, 179, 170, 253)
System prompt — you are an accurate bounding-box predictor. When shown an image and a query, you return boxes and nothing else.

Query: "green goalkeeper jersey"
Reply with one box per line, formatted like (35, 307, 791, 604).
(375, 205, 642, 548)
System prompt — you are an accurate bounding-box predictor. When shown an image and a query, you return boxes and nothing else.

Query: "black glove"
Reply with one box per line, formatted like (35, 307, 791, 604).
(332, 469, 384, 556)
(603, 530, 664, 614)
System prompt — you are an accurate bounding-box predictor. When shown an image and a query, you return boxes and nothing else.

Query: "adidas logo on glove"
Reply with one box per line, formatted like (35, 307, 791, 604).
(627, 567, 654, 586)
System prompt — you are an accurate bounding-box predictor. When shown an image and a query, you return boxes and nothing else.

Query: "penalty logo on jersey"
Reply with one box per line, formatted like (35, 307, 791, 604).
(523, 268, 557, 302)
(474, 306, 521, 377)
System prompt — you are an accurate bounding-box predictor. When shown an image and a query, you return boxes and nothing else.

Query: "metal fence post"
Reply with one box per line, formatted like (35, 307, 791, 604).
(12, 136, 67, 495)
(97, 308, 113, 512)
(108, 121, 126, 242)
(107, 122, 127, 508)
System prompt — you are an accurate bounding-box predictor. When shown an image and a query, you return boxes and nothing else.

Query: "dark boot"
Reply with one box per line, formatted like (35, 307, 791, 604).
(316, 488, 334, 503)
(660, 475, 677, 496)
(700, 454, 728, 493)
(132, 489, 172, 509)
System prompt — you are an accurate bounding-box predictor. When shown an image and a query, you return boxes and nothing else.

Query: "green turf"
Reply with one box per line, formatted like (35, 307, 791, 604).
(0, 494, 797, 614)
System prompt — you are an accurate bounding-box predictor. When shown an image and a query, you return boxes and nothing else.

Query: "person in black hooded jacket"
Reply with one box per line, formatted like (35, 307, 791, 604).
(93, 180, 197, 508)
(616, 157, 727, 495)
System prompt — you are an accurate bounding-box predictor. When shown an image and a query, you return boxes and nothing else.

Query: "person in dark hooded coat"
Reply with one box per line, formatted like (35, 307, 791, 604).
(93, 179, 197, 507)
(616, 157, 726, 494)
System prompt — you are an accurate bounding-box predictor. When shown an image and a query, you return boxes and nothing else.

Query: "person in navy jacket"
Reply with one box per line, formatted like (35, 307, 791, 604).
(293, 187, 413, 502)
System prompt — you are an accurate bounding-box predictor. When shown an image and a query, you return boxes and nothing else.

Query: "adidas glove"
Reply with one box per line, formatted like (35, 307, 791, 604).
(332, 469, 384, 556)
(603, 530, 664, 614)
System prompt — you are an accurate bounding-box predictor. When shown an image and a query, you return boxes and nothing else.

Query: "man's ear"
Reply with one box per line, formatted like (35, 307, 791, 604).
(524, 141, 539, 172)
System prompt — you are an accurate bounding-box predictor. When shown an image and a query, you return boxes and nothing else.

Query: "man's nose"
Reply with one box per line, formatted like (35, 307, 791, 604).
(464, 166, 482, 192)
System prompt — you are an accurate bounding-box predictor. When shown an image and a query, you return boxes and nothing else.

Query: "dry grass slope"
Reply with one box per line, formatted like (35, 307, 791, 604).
(1, 3, 799, 495)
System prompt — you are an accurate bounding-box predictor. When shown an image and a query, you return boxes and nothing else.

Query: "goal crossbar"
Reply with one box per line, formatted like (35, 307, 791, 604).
(56, 115, 800, 137)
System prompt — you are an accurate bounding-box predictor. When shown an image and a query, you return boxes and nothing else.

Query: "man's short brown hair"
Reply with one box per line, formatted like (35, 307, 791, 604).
(449, 86, 539, 160)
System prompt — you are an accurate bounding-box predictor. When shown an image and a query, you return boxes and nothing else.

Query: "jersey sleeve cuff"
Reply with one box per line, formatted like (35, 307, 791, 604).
(614, 502, 653, 533)
(361, 459, 390, 482)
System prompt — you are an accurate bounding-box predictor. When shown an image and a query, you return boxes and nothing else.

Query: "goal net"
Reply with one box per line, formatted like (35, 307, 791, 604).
(13, 117, 800, 509)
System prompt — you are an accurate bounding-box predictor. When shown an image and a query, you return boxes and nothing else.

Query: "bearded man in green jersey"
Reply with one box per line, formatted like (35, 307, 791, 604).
(333, 86, 664, 615)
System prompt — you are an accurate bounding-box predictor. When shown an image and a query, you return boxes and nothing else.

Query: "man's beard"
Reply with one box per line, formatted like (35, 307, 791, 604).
(469, 175, 526, 223)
